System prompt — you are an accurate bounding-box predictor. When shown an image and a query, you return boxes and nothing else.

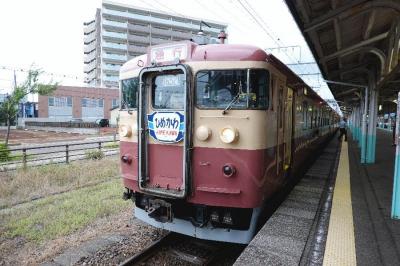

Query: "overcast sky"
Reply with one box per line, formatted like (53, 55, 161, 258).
(0, 0, 335, 104)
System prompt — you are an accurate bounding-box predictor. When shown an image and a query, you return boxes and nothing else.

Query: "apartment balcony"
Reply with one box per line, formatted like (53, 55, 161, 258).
(84, 42, 96, 54)
(85, 70, 98, 83)
(84, 32, 96, 44)
(102, 8, 128, 20)
(103, 79, 119, 88)
(171, 30, 192, 39)
(102, 7, 224, 35)
(150, 37, 171, 45)
(128, 34, 150, 44)
(102, 31, 127, 41)
(128, 23, 150, 34)
(151, 27, 172, 36)
(102, 19, 127, 30)
(103, 63, 121, 70)
(102, 53, 127, 63)
(84, 22, 96, 35)
(84, 52, 96, 63)
(84, 61, 97, 73)
(128, 45, 147, 54)
(102, 64, 121, 75)
(102, 42, 127, 52)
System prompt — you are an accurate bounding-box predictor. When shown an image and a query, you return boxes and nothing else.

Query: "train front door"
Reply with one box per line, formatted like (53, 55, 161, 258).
(284, 87, 293, 170)
(137, 65, 191, 199)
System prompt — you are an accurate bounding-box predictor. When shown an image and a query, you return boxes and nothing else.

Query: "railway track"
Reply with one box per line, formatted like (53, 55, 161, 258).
(119, 232, 244, 266)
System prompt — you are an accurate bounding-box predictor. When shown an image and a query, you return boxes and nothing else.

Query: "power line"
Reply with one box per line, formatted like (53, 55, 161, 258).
(236, 0, 314, 84)
(0, 65, 86, 81)
(238, 0, 320, 84)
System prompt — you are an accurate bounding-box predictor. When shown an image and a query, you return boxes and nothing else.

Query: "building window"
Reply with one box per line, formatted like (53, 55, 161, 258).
(48, 96, 72, 107)
(67, 97, 72, 107)
(81, 98, 104, 108)
(112, 98, 118, 108)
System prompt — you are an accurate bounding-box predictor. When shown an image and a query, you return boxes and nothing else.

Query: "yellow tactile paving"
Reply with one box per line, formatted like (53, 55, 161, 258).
(323, 141, 357, 266)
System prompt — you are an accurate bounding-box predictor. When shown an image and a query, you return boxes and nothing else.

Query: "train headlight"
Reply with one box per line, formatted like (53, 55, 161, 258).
(219, 126, 239, 143)
(196, 125, 211, 141)
(119, 124, 132, 137)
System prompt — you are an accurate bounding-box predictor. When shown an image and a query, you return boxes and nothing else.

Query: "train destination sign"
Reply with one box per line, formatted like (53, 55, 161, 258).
(147, 111, 184, 143)
(150, 44, 188, 63)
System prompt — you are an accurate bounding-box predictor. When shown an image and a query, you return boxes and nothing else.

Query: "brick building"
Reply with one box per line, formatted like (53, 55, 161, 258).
(38, 85, 119, 121)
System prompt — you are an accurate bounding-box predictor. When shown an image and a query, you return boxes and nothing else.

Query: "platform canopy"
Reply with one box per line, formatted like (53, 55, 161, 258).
(284, 0, 400, 114)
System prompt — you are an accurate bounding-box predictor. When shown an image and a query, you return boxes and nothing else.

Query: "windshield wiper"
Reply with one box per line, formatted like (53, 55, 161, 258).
(222, 80, 244, 115)
(222, 94, 240, 115)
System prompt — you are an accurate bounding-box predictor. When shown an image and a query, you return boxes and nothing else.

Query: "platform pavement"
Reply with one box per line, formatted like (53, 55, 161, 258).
(235, 128, 400, 265)
(349, 128, 400, 265)
(234, 137, 340, 265)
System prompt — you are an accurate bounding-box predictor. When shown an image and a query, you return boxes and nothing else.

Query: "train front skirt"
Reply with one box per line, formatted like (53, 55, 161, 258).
(134, 207, 261, 244)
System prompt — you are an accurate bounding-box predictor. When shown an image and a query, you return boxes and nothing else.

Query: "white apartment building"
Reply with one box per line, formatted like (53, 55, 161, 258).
(84, 0, 227, 88)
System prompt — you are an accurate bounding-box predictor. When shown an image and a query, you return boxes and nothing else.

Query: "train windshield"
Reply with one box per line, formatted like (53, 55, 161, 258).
(121, 77, 139, 109)
(196, 69, 269, 109)
(152, 71, 185, 110)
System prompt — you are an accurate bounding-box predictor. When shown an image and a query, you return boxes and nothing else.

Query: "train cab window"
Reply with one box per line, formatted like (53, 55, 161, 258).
(121, 77, 139, 109)
(196, 69, 269, 109)
(152, 71, 185, 110)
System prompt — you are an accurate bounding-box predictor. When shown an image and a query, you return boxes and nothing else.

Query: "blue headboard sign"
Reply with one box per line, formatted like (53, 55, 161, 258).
(147, 112, 184, 143)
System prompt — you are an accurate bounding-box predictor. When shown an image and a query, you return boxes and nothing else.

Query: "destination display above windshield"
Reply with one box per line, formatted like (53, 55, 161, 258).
(150, 44, 188, 63)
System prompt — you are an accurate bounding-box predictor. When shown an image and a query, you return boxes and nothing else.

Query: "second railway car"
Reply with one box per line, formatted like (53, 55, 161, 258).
(118, 40, 338, 244)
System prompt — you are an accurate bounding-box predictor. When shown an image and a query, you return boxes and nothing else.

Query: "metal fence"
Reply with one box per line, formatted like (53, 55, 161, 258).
(25, 121, 99, 128)
(0, 140, 120, 171)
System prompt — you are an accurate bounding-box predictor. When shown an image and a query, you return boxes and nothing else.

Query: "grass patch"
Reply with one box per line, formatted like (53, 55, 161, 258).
(104, 142, 119, 149)
(0, 157, 120, 209)
(0, 179, 129, 243)
(85, 150, 105, 160)
(2, 153, 34, 162)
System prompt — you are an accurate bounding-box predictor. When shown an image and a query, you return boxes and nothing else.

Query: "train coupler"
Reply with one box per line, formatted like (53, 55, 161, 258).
(146, 199, 173, 223)
(122, 188, 134, 201)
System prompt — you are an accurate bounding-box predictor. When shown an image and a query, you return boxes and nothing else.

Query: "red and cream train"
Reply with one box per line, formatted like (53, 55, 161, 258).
(118, 40, 338, 244)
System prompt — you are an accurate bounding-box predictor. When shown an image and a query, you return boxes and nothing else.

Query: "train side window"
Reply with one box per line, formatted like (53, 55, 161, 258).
(278, 85, 283, 129)
(121, 77, 139, 109)
(249, 69, 269, 109)
(309, 105, 313, 129)
(270, 75, 275, 110)
(302, 101, 308, 130)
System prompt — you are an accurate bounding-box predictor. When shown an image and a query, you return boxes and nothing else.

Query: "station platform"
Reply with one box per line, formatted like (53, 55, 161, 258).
(235, 129, 400, 265)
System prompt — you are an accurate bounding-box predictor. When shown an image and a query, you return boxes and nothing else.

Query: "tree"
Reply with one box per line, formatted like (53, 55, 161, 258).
(0, 68, 57, 145)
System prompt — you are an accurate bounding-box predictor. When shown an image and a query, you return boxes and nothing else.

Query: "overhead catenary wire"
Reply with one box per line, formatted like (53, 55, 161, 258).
(235, 0, 314, 82)
(236, 0, 324, 91)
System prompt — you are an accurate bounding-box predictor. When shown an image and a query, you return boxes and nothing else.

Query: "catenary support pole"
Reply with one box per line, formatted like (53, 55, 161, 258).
(391, 91, 400, 219)
(366, 89, 378, 163)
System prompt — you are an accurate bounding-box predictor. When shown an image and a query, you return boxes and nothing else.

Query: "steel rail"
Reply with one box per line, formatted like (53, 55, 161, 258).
(119, 232, 176, 266)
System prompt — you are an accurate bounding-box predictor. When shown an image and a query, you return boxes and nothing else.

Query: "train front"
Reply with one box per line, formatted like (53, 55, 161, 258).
(119, 41, 275, 244)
